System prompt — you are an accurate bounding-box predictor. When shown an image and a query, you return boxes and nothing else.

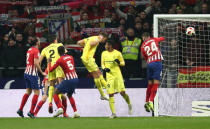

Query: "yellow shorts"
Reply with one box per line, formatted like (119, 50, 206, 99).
(82, 58, 99, 72)
(48, 66, 65, 81)
(107, 76, 125, 94)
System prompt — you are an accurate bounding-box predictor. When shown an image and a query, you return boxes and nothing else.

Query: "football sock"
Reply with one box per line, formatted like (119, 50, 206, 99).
(30, 94, 38, 114)
(53, 94, 63, 109)
(19, 93, 29, 111)
(58, 94, 62, 100)
(49, 86, 54, 104)
(122, 93, 131, 105)
(34, 100, 45, 115)
(69, 96, 77, 112)
(94, 78, 105, 97)
(146, 84, 153, 102)
(150, 83, 159, 102)
(62, 98, 67, 114)
(109, 96, 115, 114)
(99, 75, 107, 88)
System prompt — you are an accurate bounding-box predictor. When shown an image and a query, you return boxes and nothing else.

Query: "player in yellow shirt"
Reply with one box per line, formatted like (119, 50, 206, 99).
(101, 39, 133, 118)
(77, 33, 108, 100)
(39, 35, 67, 114)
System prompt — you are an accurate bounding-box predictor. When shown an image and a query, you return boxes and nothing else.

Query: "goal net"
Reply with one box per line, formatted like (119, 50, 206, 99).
(154, 15, 210, 116)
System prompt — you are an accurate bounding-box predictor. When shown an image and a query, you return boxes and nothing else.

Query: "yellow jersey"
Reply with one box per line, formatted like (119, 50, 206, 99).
(81, 36, 100, 61)
(101, 49, 125, 79)
(41, 43, 63, 65)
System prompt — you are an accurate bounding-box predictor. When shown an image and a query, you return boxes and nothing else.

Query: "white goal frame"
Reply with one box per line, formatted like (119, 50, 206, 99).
(153, 14, 210, 117)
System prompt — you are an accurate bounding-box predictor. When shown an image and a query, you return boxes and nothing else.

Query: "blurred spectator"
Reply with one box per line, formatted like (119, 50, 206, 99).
(142, 22, 151, 33)
(121, 28, 142, 78)
(105, 12, 119, 28)
(2, 34, 9, 49)
(200, 3, 209, 14)
(16, 33, 25, 47)
(135, 22, 142, 38)
(8, 27, 16, 40)
(25, 36, 34, 49)
(80, 12, 92, 28)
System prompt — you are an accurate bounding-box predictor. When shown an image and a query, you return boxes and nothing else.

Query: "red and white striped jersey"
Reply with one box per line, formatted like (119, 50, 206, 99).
(25, 47, 40, 76)
(141, 37, 165, 64)
(49, 54, 78, 80)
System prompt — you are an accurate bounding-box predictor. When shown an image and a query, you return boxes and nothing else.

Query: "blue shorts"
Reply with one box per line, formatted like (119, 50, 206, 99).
(147, 62, 162, 80)
(24, 74, 39, 90)
(40, 85, 49, 96)
(56, 79, 78, 95)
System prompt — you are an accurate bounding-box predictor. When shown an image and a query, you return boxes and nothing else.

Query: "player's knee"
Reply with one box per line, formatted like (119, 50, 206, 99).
(67, 93, 72, 98)
(120, 91, 125, 96)
(109, 94, 114, 97)
(42, 95, 47, 101)
(61, 95, 66, 100)
(26, 88, 32, 95)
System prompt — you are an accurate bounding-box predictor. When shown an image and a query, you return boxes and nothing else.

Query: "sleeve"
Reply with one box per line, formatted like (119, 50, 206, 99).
(141, 46, 147, 61)
(118, 52, 125, 66)
(34, 50, 40, 59)
(155, 37, 165, 42)
(101, 52, 105, 69)
(49, 59, 60, 72)
(40, 48, 46, 57)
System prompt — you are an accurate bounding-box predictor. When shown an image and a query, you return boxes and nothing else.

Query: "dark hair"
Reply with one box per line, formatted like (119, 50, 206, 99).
(31, 37, 38, 46)
(58, 46, 65, 56)
(106, 39, 115, 48)
(49, 34, 57, 43)
(142, 32, 150, 38)
(99, 32, 108, 38)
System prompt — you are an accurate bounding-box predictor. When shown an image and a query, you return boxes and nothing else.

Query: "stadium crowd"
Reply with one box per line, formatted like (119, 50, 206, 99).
(0, 0, 209, 78)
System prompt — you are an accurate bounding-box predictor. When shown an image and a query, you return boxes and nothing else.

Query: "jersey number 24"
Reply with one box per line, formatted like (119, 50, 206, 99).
(144, 42, 158, 56)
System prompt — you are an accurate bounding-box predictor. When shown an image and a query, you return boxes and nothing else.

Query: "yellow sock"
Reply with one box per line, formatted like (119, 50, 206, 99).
(123, 93, 131, 105)
(48, 86, 54, 104)
(58, 94, 62, 100)
(94, 78, 105, 97)
(109, 96, 115, 114)
(99, 75, 107, 88)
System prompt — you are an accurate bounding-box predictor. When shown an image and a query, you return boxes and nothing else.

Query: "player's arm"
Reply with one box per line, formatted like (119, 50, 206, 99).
(101, 52, 110, 72)
(141, 46, 147, 61)
(39, 49, 46, 66)
(156, 37, 165, 42)
(77, 39, 85, 47)
(90, 38, 99, 46)
(34, 50, 46, 76)
(117, 52, 125, 66)
(44, 79, 49, 95)
(48, 58, 60, 72)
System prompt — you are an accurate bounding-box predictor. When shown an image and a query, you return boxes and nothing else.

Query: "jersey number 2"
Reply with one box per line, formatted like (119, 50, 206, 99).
(144, 42, 158, 56)
(49, 50, 55, 58)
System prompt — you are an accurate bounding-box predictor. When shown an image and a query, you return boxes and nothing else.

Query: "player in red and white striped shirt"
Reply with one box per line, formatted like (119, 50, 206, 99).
(48, 46, 79, 117)
(141, 32, 165, 113)
(17, 37, 46, 118)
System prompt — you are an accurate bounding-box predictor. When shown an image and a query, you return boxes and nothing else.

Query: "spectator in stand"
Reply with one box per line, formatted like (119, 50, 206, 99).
(113, 2, 136, 29)
(142, 22, 151, 33)
(2, 34, 9, 49)
(135, 22, 142, 38)
(105, 12, 119, 28)
(16, 33, 25, 47)
(89, 6, 101, 19)
(80, 12, 92, 28)
(104, 9, 111, 18)
(135, 16, 142, 23)
(138, 11, 147, 23)
(25, 36, 34, 49)
(200, 3, 209, 14)
(8, 27, 16, 40)
(121, 28, 142, 78)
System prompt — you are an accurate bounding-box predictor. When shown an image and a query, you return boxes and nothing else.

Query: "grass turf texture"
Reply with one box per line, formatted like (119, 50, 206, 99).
(0, 117, 210, 129)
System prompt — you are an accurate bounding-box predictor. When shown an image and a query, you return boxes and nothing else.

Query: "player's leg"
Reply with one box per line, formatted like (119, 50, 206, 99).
(61, 95, 68, 117)
(53, 88, 64, 117)
(67, 91, 80, 118)
(120, 91, 132, 115)
(28, 89, 40, 118)
(149, 79, 159, 112)
(17, 88, 32, 117)
(48, 70, 56, 113)
(97, 70, 107, 89)
(34, 94, 47, 117)
(106, 79, 116, 118)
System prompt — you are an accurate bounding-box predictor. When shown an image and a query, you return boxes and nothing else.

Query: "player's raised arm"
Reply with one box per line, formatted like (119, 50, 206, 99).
(48, 58, 60, 72)
(155, 37, 165, 42)
(77, 39, 85, 47)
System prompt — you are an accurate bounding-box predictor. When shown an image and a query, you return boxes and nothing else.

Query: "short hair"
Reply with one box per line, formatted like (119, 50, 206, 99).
(58, 46, 65, 56)
(106, 39, 115, 48)
(31, 37, 38, 46)
(99, 32, 108, 38)
(49, 34, 57, 43)
(142, 32, 150, 38)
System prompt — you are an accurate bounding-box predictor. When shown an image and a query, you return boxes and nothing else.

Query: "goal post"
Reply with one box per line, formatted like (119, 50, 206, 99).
(153, 14, 210, 116)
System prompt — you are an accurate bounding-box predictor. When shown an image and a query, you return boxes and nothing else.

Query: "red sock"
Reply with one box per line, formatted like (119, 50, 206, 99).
(34, 100, 45, 115)
(30, 94, 38, 114)
(69, 96, 77, 112)
(19, 93, 29, 111)
(62, 98, 67, 114)
(150, 83, 159, 102)
(53, 94, 63, 109)
(146, 84, 152, 102)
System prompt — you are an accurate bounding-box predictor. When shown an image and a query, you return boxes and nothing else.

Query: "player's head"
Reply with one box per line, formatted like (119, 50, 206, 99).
(31, 37, 40, 47)
(105, 39, 115, 51)
(142, 32, 151, 41)
(49, 34, 57, 43)
(58, 46, 65, 56)
(98, 32, 108, 43)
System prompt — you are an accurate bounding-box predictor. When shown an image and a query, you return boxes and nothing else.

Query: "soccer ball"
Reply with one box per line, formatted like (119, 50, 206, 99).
(186, 27, 195, 36)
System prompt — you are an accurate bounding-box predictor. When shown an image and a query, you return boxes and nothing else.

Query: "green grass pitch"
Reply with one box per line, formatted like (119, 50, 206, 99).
(0, 117, 210, 129)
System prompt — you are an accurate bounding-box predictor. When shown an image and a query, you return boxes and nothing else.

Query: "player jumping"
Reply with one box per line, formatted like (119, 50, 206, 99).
(141, 32, 165, 112)
(17, 37, 46, 118)
(77, 33, 109, 100)
(101, 39, 133, 118)
(48, 46, 79, 117)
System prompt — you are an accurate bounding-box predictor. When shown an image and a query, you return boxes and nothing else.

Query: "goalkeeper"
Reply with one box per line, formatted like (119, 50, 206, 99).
(101, 39, 132, 118)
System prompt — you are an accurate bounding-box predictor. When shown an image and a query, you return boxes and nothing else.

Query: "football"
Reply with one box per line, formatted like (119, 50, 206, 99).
(186, 27, 195, 36)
